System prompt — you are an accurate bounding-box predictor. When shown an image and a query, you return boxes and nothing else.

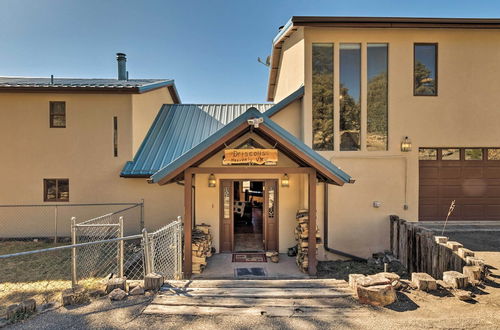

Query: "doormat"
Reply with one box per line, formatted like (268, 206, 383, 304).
(232, 253, 267, 262)
(235, 267, 267, 277)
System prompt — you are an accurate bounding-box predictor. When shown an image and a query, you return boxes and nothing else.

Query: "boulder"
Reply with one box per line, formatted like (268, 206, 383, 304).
(357, 284, 396, 306)
(357, 274, 391, 287)
(61, 285, 90, 306)
(20, 299, 36, 314)
(453, 289, 474, 301)
(109, 288, 127, 301)
(106, 277, 127, 294)
(6, 304, 22, 320)
(129, 285, 145, 296)
(411, 273, 437, 291)
(349, 274, 365, 291)
(443, 271, 469, 289)
(434, 236, 448, 244)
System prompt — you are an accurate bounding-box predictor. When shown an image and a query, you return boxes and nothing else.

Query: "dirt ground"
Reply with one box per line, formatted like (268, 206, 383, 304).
(4, 231, 500, 329)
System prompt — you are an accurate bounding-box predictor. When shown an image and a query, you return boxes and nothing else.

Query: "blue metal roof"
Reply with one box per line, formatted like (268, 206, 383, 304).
(146, 108, 351, 185)
(121, 103, 273, 177)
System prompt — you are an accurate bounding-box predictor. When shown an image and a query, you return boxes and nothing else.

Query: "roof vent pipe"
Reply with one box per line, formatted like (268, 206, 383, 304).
(116, 53, 127, 80)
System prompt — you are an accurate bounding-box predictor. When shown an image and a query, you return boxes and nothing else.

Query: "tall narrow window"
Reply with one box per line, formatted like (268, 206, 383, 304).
(50, 101, 66, 128)
(44, 179, 69, 202)
(312, 43, 334, 151)
(414, 43, 437, 96)
(367, 43, 388, 151)
(113, 116, 118, 157)
(340, 44, 361, 151)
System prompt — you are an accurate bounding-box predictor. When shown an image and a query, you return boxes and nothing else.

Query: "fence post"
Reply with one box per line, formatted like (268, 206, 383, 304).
(71, 217, 77, 287)
(142, 228, 152, 274)
(54, 206, 58, 244)
(176, 216, 183, 279)
(118, 216, 124, 278)
(140, 199, 145, 231)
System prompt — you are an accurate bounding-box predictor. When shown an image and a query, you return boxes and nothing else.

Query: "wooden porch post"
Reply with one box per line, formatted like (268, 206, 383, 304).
(183, 169, 193, 278)
(308, 169, 317, 275)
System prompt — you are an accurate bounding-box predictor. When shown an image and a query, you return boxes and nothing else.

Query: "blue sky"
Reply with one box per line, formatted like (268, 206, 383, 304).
(0, 0, 498, 103)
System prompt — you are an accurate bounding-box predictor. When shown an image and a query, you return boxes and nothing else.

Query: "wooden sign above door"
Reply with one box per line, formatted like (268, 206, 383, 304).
(223, 149, 278, 165)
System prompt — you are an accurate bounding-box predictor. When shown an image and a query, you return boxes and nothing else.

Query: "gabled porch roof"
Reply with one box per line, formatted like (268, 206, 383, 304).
(150, 108, 352, 186)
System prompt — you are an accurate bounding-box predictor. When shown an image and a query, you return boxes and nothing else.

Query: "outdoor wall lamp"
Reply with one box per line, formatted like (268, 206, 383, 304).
(281, 173, 290, 188)
(208, 174, 216, 187)
(401, 136, 412, 152)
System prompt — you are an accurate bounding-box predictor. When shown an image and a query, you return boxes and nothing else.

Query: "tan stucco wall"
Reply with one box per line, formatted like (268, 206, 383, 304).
(131, 87, 174, 154)
(273, 28, 305, 102)
(268, 99, 303, 140)
(269, 27, 500, 258)
(0, 91, 182, 236)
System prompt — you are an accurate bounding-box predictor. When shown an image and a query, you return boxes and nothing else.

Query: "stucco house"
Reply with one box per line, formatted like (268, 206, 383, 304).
(2, 17, 500, 276)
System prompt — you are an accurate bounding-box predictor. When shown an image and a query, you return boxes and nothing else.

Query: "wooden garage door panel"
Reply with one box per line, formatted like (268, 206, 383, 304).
(420, 147, 500, 221)
(439, 167, 462, 179)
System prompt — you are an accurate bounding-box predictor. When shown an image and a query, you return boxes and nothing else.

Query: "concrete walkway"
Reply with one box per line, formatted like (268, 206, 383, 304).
(192, 253, 309, 279)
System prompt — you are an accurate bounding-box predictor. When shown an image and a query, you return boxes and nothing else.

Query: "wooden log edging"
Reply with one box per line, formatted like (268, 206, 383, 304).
(389, 215, 468, 279)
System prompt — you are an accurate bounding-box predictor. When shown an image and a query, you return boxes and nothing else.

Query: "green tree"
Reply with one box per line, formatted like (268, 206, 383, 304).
(414, 61, 435, 95)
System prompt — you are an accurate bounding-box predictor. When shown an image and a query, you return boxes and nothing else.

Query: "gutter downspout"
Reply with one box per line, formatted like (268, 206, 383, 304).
(323, 182, 366, 261)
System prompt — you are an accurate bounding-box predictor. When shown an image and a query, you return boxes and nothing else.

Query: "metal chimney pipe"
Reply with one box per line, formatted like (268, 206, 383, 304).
(116, 53, 127, 80)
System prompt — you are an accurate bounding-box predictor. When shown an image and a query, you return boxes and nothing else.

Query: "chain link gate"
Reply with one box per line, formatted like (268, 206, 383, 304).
(143, 217, 183, 280)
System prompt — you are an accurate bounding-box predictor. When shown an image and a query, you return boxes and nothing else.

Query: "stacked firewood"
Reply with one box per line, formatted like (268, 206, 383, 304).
(294, 209, 321, 273)
(192, 223, 213, 274)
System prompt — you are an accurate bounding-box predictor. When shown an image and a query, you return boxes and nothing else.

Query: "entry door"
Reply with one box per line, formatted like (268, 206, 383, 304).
(264, 180, 278, 251)
(219, 180, 233, 252)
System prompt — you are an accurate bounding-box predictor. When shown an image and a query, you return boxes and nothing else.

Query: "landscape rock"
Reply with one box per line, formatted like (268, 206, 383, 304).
(6, 304, 22, 320)
(108, 288, 127, 301)
(20, 299, 36, 314)
(106, 277, 127, 293)
(62, 285, 90, 306)
(129, 285, 145, 296)
(443, 271, 469, 289)
(453, 289, 474, 301)
(357, 274, 391, 287)
(144, 273, 164, 291)
(357, 284, 397, 306)
(434, 236, 448, 244)
(411, 273, 437, 291)
(463, 266, 482, 282)
(446, 241, 463, 251)
(349, 274, 365, 291)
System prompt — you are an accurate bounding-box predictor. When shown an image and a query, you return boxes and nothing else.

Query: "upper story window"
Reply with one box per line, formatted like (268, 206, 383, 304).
(340, 43, 361, 151)
(44, 178, 69, 202)
(50, 101, 66, 128)
(312, 43, 334, 151)
(414, 43, 437, 96)
(367, 43, 388, 151)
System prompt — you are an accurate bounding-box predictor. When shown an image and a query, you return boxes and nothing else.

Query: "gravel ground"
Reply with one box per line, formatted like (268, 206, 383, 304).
(5, 230, 500, 329)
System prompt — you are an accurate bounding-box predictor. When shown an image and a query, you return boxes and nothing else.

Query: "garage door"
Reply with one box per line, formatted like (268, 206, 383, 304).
(419, 147, 500, 221)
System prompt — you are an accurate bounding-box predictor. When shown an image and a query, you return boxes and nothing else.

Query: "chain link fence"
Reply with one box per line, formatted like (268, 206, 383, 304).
(0, 211, 182, 319)
(0, 202, 144, 245)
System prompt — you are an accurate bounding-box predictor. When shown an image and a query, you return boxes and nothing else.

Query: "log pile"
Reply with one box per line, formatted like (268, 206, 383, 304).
(294, 209, 321, 273)
(192, 223, 213, 274)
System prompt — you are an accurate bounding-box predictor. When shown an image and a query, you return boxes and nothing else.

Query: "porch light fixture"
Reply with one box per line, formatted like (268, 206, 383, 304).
(401, 136, 412, 152)
(208, 174, 216, 187)
(281, 173, 290, 188)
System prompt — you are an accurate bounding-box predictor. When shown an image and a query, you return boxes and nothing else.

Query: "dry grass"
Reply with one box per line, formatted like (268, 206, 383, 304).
(0, 241, 102, 318)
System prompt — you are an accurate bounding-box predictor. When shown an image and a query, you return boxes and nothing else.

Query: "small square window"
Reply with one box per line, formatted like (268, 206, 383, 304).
(44, 179, 69, 202)
(441, 148, 460, 160)
(488, 149, 500, 160)
(50, 102, 66, 128)
(465, 149, 483, 160)
(419, 148, 437, 160)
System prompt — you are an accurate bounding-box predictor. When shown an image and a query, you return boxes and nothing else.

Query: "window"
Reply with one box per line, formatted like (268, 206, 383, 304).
(113, 116, 118, 157)
(488, 149, 500, 160)
(419, 148, 437, 160)
(442, 148, 460, 160)
(465, 148, 483, 160)
(50, 101, 66, 128)
(44, 179, 69, 202)
(312, 43, 334, 151)
(340, 43, 361, 151)
(367, 43, 388, 151)
(414, 44, 437, 96)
